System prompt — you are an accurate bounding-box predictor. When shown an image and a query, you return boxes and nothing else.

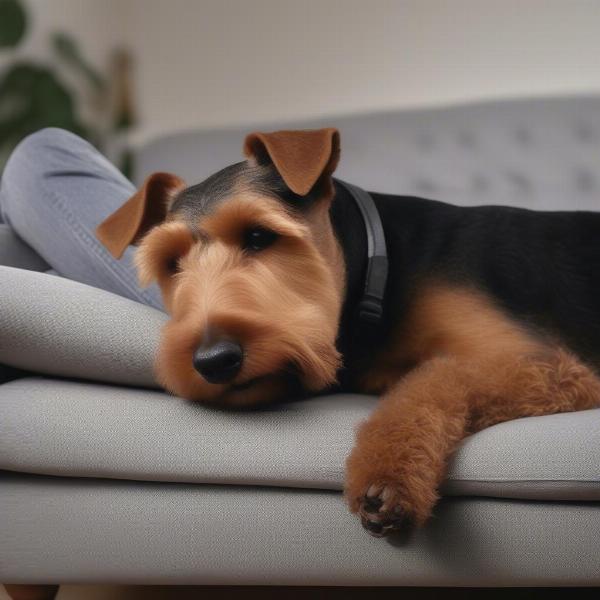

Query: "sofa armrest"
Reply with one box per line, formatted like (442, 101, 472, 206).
(0, 266, 167, 387)
(0, 224, 49, 271)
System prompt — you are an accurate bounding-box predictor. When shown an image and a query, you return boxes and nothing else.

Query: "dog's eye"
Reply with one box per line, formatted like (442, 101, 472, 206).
(243, 227, 278, 252)
(166, 257, 180, 274)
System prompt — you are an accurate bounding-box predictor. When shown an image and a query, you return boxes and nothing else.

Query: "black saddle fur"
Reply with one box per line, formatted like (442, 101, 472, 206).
(331, 181, 600, 385)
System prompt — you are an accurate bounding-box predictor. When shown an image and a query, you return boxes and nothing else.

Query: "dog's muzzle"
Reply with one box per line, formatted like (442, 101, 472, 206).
(193, 340, 244, 384)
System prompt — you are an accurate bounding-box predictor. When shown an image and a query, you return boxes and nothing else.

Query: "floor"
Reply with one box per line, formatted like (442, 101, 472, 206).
(2, 587, 600, 599)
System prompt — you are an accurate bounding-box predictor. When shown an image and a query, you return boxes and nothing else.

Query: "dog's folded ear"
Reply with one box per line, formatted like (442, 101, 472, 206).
(243, 128, 340, 197)
(96, 172, 186, 259)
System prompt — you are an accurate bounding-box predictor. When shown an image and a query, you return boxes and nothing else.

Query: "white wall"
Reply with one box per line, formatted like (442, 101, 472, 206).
(0, 0, 125, 126)
(124, 0, 600, 143)
(3, 0, 122, 65)
(6, 0, 600, 144)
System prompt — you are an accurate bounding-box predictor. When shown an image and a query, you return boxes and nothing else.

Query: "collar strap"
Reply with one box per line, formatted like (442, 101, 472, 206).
(335, 179, 388, 327)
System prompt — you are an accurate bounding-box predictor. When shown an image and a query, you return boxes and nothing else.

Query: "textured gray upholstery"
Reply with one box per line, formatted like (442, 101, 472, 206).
(1, 377, 599, 501)
(0, 266, 165, 388)
(2, 472, 599, 585)
(136, 95, 600, 211)
(3, 95, 600, 586)
(0, 235, 48, 384)
(0, 224, 48, 272)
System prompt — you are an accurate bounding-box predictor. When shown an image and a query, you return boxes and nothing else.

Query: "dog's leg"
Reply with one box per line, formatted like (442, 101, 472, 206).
(345, 348, 600, 536)
(3, 585, 59, 600)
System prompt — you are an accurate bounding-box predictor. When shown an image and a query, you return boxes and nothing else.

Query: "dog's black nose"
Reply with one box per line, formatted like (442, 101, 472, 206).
(193, 340, 243, 384)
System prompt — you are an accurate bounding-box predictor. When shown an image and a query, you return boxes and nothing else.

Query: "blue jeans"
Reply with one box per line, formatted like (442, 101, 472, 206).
(0, 128, 163, 310)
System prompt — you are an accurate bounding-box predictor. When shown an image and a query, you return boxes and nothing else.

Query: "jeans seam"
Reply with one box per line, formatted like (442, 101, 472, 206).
(44, 185, 159, 307)
(2, 130, 160, 309)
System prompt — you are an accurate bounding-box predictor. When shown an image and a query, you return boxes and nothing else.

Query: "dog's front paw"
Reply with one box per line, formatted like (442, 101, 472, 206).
(345, 432, 440, 537)
(347, 479, 422, 537)
(357, 483, 418, 537)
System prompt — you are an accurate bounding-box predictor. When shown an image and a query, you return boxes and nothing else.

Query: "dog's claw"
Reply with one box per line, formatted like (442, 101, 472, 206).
(356, 484, 416, 537)
(362, 495, 383, 513)
(363, 519, 385, 536)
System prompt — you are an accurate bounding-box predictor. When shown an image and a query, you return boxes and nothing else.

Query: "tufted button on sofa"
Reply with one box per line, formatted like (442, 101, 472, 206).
(1, 95, 600, 587)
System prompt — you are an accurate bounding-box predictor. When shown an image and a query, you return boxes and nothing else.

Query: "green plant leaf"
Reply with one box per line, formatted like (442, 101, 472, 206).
(0, 62, 92, 169)
(118, 147, 134, 180)
(52, 32, 106, 92)
(0, 0, 27, 48)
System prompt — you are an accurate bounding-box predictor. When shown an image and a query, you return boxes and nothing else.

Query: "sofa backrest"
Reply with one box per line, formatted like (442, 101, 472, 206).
(135, 95, 600, 211)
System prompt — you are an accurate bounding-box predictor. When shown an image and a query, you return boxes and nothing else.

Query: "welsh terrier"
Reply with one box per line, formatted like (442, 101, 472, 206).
(97, 128, 600, 537)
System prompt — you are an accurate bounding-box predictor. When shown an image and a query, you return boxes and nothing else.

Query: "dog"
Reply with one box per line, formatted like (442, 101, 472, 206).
(97, 128, 600, 537)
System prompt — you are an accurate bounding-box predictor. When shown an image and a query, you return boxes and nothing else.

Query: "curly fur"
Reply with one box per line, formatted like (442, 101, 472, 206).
(346, 283, 600, 535)
(96, 128, 600, 537)
(137, 195, 343, 406)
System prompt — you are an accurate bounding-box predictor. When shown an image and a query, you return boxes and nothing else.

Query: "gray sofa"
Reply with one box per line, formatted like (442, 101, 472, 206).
(1, 95, 600, 587)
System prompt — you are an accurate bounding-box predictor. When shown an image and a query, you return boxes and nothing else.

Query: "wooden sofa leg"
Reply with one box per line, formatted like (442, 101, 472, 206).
(3, 585, 59, 600)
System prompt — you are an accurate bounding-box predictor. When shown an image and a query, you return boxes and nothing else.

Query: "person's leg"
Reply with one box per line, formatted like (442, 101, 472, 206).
(0, 128, 163, 310)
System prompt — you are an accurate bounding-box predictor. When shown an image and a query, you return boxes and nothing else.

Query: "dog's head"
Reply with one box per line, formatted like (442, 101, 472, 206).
(97, 128, 346, 406)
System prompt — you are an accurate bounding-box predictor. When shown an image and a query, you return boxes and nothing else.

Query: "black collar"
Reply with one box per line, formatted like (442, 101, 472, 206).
(334, 179, 389, 333)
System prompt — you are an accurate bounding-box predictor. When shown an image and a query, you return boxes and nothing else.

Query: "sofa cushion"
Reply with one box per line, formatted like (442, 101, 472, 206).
(0, 266, 165, 388)
(1, 377, 598, 501)
(1, 266, 599, 501)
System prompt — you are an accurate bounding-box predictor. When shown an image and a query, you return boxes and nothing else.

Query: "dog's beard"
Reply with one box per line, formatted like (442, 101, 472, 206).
(152, 234, 343, 407)
(212, 372, 302, 408)
(154, 313, 341, 407)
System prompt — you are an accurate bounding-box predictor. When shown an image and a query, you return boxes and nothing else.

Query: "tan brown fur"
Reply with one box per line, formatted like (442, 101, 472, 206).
(95, 128, 600, 536)
(96, 172, 185, 259)
(346, 282, 600, 534)
(244, 128, 340, 196)
(134, 221, 195, 312)
(138, 194, 344, 407)
(360, 283, 544, 393)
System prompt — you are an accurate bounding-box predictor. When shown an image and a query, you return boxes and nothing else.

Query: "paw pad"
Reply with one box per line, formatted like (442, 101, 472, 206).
(356, 484, 415, 538)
